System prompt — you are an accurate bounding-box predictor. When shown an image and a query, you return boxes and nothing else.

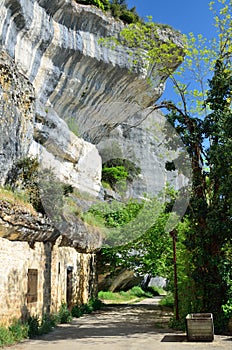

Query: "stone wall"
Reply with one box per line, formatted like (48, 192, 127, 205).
(0, 236, 96, 325)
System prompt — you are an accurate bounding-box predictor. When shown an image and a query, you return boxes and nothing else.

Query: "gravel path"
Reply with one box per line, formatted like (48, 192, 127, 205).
(9, 298, 232, 350)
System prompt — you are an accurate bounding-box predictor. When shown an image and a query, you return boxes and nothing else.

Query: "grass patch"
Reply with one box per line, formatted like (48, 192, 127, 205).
(0, 186, 36, 214)
(146, 285, 167, 296)
(159, 292, 174, 308)
(98, 286, 153, 303)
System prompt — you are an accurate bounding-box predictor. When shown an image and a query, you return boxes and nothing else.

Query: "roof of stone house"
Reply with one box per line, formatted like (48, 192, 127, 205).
(0, 196, 102, 253)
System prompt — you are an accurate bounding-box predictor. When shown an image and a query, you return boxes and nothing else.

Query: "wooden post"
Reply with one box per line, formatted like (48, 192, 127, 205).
(170, 229, 179, 321)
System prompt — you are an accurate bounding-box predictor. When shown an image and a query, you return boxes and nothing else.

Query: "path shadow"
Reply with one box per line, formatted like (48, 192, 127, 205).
(32, 303, 174, 342)
(161, 335, 187, 342)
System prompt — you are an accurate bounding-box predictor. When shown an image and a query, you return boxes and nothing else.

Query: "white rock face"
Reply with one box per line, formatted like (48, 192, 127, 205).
(97, 108, 191, 198)
(30, 101, 102, 197)
(0, 0, 185, 199)
(0, 0, 183, 143)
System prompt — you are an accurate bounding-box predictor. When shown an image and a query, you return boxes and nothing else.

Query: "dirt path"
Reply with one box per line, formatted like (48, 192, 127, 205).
(9, 297, 231, 350)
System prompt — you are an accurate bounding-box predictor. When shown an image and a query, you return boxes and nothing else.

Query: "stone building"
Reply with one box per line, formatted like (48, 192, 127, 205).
(0, 198, 99, 325)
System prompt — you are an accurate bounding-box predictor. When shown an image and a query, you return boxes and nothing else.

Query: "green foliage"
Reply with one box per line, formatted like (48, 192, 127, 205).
(8, 320, 29, 342)
(74, 0, 140, 23)
(74, 0, 106, 11)
(99, 16, 184, 81)
(159, 292, 174, 308)
(0, 320, 28, 346)
(58, 303, 73, 324)
(5, 156, 42, 211)
(71, 305, 83, 318)
(160, 0, 232, 331)
(38, 314, 58, 335)
(102, 165, 128, 187)
(98, 286, 152, 302)
(27, 315, 40, 338)
(88, 199, 142, 228)
(129, 286, 152, 298)
(0, 326, 14, 346)
(71, 298, 104, 317)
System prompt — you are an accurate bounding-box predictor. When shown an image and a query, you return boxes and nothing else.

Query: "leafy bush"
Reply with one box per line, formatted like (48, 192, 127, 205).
(58, 303, 73, 324)
(0, 326, 15, 346)
(74, 0, 140, 24)
(8, 320, 29, 341)
(159, 292, 174, 308)
(130, 286, 153, 298)
(38, 314, 58, 335)
(130, 286, 146, 297)
(74, 0, 108, 11)
(102, 165, 128, 187)
(27, 315, 40, 338)
(71, 298, 103, 317)
(71, 305, 83, 318)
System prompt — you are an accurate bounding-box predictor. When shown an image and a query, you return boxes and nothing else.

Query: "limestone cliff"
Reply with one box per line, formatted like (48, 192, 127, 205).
(0, 0, 183, 142)
(0, 0, 186, 249)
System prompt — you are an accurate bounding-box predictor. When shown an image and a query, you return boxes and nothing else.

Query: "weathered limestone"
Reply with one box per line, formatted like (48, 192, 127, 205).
(0, 50, 34, 184)
(0, 0, 184, 143)
(0, 50, 102, 196)
(30, 100, 102, 197)
(97, 108, 189, 198)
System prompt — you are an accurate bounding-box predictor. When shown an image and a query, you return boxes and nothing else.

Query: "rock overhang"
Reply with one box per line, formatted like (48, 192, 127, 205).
(0, 0, 184, 143)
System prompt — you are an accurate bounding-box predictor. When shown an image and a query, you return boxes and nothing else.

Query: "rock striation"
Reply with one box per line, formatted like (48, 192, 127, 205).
(0, 50, 34, 183)
(0, 0, 183, 143)
(0, 194, 102, 252)
(0, 0, 187, 250)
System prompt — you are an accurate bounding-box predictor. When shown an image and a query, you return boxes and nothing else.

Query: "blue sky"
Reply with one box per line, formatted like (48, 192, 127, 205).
(126, 0, 216, 38)
(126, 0, 218, 104)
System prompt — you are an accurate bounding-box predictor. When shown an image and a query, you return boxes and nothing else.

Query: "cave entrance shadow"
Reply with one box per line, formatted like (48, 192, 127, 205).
(161, 334, 187, 342)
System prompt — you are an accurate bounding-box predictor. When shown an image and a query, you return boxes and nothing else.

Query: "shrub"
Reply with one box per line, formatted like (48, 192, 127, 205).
(58, 303, 72, 324)
(27, 315, 40, 338)
(0, 326, 15, 346)
(102, 165, 128, 187)
(71, 298, 103, 317)
(38, 314, 57, 335)
(159, 292, 174, 308)
(88, 298, 104, 311)
(8, 320, 29, 341)
(71, 305, 83, 318)
(130, 286, 145, 297)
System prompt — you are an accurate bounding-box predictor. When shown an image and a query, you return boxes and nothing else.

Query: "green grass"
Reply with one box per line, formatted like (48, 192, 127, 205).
(159, 292, 174, 308)
(0, 186, 36, 214)
(98, 286, 153, 303)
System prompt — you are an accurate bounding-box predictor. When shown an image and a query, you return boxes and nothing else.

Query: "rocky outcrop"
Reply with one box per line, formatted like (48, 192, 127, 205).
(0, 0, 184, 143)
(30, 100, 102, 197)
(0, 50, 102, 251)
(0, 50, 34, 183)
(97, 108, 190, 198)
(0, 195, 102, 252)
(0, 50, 102, 196)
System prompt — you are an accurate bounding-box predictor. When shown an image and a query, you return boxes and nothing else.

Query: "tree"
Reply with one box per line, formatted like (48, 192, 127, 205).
(98, 0, 232, 330)
(160, 0, 232, 330)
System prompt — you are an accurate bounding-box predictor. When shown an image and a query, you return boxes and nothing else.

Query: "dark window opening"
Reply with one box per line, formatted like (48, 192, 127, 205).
(66, 266, 73, 309)
(27, 269, 38, 303)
